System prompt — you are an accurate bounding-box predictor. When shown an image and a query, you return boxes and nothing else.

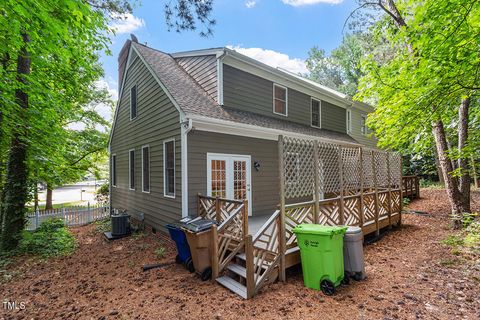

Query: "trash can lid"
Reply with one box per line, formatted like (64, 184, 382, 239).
(292, 224, 348, 236)
(345, 226, 362, 234)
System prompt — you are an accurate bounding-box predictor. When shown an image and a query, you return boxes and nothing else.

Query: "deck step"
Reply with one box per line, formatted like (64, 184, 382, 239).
(235, 253, 269, 270)
(227, 263, 246, 278)
(216, 276, 247, 299)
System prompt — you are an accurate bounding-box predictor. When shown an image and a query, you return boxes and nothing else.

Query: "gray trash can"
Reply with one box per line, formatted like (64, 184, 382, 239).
(343, 226, 366, 281)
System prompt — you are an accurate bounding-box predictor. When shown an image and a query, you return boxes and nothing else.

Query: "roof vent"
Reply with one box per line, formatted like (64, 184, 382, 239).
(130, 33, 138, 43)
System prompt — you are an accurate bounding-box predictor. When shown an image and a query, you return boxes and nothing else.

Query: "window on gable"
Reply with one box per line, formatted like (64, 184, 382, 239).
(130, 85, 137, 120)
(112, 154, 117, 187)
(346, 109, 352, 133)
(163, 140, 175, 197)
(311, 99, 321, 128)
(273, 84, 287, 116)
(361, 115, 367, 135)
(129, 149, 135, 190)
(142, 146, 150, 193)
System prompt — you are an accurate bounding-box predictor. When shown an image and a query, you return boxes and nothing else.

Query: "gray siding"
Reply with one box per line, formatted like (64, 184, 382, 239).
(188, 131, 279, 217)
(176, 55, 217, 101)
(110, 57, 182, 230)
(322, 101, 347, 133)
(349, 108, 378, 148)
(223, 64, 347, 134)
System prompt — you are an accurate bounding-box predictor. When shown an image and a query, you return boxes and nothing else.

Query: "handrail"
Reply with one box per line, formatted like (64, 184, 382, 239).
(252, 210, 280, 243)
(198, 194, 245, 204)
(218, 204, 245, 231)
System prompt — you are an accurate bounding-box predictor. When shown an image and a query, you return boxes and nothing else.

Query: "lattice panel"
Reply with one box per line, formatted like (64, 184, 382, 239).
(342, 147, 361, 193)
(317, 142, 341, 194)
(318, 199, 340, 226)
(390, 153, 402, 188)
(362, 149, 374, 188)
(285, 204, 314, 249)
(363, 193, 376, 222)
(374, 151, 389, 188)
(283, 137, 315, 199)
(391, 190, 401, 213)
(344, 196, 361, 225)
(378, 192, 389, 218)
(198, 197, 216, 220)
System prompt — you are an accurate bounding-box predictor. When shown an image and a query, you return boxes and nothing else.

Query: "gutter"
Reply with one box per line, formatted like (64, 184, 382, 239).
(180, 117, 193, 217)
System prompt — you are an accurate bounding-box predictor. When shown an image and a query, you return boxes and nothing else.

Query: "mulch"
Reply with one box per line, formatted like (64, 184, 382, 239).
(1, 189, 479, 320)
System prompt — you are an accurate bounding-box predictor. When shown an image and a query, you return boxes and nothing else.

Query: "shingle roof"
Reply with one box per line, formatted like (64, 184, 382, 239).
(133, 42, 359, 145)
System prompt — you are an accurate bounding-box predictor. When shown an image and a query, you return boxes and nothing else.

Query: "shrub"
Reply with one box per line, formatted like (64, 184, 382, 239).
(96, 183, 109, 202)
(18, 218, 76, 257)
(155, 246, 166, 259)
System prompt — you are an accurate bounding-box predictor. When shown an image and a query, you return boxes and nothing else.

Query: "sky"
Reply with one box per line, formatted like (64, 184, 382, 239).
(97, 0, 359, 121)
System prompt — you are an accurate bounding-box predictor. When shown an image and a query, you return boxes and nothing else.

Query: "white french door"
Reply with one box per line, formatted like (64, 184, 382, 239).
(206, 153, 252, 216)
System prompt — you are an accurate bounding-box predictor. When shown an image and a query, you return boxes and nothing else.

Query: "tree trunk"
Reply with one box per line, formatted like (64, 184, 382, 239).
(457, 98, 470, 211)
(433, 147, 445, 184)
(46, 185, 53, 210)
(432, 120, 468, 228)
(471, 157, 478, 188)
(0, 33, 30, 251)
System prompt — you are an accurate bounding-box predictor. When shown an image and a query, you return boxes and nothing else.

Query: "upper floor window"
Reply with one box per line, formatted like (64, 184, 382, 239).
(129, 149, 135, 190)
(346, 109, 352, 133)
(361, 115, 367, 135)
(142, 146, 150, 193)
(273, 84, 287, 116)
(111, 154, 117, 187)
(130, 85, 137, 120)
(163, 139, 175, 197)
(311, 98, 321, 128)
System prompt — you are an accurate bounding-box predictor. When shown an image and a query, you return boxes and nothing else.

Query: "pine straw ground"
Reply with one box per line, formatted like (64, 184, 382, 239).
(1, 189, 479, 320)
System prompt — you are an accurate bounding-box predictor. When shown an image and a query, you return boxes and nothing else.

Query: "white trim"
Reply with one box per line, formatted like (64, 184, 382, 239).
(346, 109, 352, 134)
(130, 85, 137, 120)
(181, 118, 192, 217)
(171, 48, 224, 58)
(111, 154, 117, 188)
(141, 145, 151, 193)
(310, 98, 322, 129)
(189, 114, 362, 147)
(273, 83, 288, 117)
(206, 153, 252, 216)
(128, 149, 135, 191)
(163, 139, 176, 198)
(217, 57, 225, 105)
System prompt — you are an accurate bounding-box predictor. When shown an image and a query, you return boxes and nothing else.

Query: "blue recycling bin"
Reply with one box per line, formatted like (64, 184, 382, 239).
(166, 223, 194, 272)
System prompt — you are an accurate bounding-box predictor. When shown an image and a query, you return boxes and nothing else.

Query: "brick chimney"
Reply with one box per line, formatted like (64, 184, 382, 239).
(117, 39, 132, 92)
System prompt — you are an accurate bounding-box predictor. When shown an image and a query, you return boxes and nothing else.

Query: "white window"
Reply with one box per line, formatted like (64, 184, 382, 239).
(130, 85, 137, 120)
(111, 154, 117, 187)
(311, 98, 321, 128)
(346, 109, 352, 133)
(273, 84, 288, 116)
(163, 139, 175, 197)
(142, 145, 150, 193)
(361, 115, 367, 135)
(129, 149, 135, 190)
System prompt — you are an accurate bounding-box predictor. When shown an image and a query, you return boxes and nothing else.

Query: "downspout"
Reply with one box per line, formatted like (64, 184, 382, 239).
(181, 117, 193, 217)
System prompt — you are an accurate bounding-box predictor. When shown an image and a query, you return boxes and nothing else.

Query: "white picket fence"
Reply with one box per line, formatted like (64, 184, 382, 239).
(26, 203, 110, 230)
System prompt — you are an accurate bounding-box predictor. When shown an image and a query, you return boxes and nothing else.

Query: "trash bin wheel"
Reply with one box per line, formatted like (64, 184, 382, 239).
(320, 279, 335, 296)
(185, 258, 195, 273)
(341, 271, 350, 285)
(175, 254, 182, 264)
(353, 272, 363, 281)
(200, 267, 212, 281)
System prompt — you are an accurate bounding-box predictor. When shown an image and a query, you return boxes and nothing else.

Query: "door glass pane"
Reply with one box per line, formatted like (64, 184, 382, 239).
(211, 160, 226, 198)
(233, 160, 247, 200)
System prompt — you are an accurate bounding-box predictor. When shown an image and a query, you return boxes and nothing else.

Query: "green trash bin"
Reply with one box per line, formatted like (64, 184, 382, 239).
(293, 224, 348, 295)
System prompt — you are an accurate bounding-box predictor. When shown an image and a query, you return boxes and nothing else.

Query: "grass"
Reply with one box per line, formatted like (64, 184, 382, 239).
(26, 201, 87, 211)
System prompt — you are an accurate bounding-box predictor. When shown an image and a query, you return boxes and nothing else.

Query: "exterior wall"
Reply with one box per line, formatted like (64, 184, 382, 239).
(349, 107, 378, 148)
(176, 55, 218, 101)
(110, 56, 182, 231)
(187, 131, 279, 217)
(222, 64, 347, 134)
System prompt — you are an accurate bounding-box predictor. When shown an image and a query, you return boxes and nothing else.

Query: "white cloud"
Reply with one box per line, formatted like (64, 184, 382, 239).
(109, 13, 145, 34)
(227, 45, 308, 75)
(282, 0, 343, 6)
(245, 1, 257, 8)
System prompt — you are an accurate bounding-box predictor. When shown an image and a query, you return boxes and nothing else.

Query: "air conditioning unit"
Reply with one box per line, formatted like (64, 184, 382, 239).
(111, 213, 131, 236)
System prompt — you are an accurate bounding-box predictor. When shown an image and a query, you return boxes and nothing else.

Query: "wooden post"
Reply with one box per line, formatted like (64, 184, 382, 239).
(197, 193, 201, 216)
(215, 196, 221, 223)
(358, 148, 364, 228)
(386, 153, 393, 229)
(313, 141, 320, 224)
(62, 206, 66, 225)
(399, 157, 404, 226)
(372, 150, 380, 236)
(243, 199, 249, 237)
(211, 224, 219, 280)
(415, 176, 420, 199)
(88, 201, 92, 223)
(278, 135, 286, 282)
(245, 235, 255, 299)
(338, 146, 345, 225)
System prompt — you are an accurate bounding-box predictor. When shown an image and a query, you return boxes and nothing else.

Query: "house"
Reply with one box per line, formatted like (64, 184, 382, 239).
(109, 36, 378, 231)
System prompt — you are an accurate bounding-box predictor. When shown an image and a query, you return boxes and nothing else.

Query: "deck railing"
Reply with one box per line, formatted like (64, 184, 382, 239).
(402, 176, 420, 199)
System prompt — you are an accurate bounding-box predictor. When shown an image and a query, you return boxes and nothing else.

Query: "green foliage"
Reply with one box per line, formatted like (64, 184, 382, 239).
(17, 219, 76, 257)
(155, 246, 166, 259)
(94, 218, 111, 233)
(95, 182, 110, 202)
(419, 179, 444, 189)
(464, 221, 480, 247)
(402, 197, 411, 206)
(442, 235, 464, 247)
